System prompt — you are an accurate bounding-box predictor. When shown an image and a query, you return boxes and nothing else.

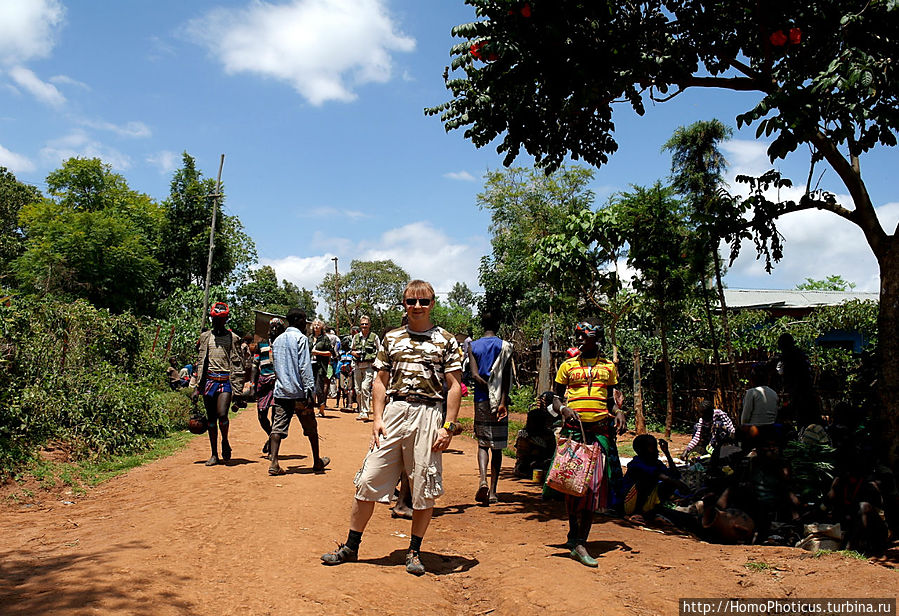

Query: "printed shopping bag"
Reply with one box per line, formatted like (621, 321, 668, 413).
(546, 421, 601, 497)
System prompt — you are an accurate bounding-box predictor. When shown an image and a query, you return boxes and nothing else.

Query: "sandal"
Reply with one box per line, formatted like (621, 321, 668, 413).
(313, 457, 331, 474)
(268, 466, 285, 476)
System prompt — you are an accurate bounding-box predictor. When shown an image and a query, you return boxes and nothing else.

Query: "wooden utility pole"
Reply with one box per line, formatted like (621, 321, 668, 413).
(200, 154, 225, 329)
(332, 256, 339, 334)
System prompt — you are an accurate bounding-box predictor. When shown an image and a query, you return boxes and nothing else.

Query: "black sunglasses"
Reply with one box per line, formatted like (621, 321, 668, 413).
(404, 297, 432, 307)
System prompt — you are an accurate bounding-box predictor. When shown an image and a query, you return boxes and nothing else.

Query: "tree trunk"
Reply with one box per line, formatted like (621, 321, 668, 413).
(633, 347, 646, 435)
(660, 321, 674, 439)
(712, 247, 735, 365)
(701, 281, 724, 401)
(877, 242, 899, 472)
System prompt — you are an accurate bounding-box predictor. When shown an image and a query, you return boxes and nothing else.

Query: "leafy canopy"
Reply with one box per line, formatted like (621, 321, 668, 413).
(15, 158, 163, 313)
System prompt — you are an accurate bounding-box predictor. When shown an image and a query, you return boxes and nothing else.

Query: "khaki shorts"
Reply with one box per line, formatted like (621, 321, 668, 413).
(353, 400, 444, 510)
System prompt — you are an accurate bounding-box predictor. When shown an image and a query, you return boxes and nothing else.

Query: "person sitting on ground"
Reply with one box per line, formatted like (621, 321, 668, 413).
(733, 436, 802, 540)
(682, 401, 736, 461)
(514, 391, 561, 479)
(622, 435, 689, 522)
(253, 317, 285, 455)
(178, 363, 193, 388)
(697, 488, 757, 544)
(741, 364, 779, 427)
(166, 357, 182, 390)
(828, 455, 890, 555)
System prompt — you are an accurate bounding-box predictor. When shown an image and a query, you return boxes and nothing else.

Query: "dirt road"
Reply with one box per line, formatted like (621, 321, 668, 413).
(1, 403, 896, 615)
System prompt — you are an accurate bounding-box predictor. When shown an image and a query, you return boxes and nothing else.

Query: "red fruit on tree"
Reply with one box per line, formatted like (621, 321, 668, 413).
(521, 4, 531, 17)
(470, 41, 484, 59)
(769, 30, 788, 46)
(789, 27, 802, 44)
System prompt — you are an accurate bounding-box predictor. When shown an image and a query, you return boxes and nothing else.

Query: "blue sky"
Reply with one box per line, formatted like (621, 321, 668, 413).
(1, 0, 894, 309)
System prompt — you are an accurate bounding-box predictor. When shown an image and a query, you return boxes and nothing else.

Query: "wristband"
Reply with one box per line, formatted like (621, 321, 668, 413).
(443, 421, 463, 436)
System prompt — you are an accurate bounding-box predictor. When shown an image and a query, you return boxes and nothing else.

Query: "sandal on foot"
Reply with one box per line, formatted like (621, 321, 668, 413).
(475, 484, 489, 504)
(313, 456, 330, 473)
(570, 547, 598, 568)
(268, 466, 285, 476)
(221, 442, 232, 461)
(391, 508, 414, 520)
(321, 543, 358, 565)
(205, 455, 219, 466)
(405, 550, 426, 576)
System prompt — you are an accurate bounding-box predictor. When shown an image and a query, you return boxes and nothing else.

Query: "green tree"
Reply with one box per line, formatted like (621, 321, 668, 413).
(533, 202, 632, 362)
(158, 153, 256, 295)
(318, 259, 409, 334)
(14, 158, 163, 313)
(0, 167, 41, 285)
(796, 275, 857, 291)
(431, 300, 475, 336)
(232, 265, 316, 334)
(447, 281, 477, 311)
(664, 119, 741, 388)
(477, 166, 592, 336)
(612, 182, 696, 437)
(431, 0, 899, 467)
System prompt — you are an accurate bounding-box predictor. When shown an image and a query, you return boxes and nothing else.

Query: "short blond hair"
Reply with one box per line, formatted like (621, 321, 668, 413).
(311, 318, 325, 332)
(403, 279, 434, 301)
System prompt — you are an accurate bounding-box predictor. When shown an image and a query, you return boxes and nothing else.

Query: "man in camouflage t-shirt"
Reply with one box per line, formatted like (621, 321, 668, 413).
(321, 279, 463, 576)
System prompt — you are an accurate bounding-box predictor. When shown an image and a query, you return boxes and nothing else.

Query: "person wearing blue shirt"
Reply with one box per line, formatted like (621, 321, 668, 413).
(267, 308, 330, 476)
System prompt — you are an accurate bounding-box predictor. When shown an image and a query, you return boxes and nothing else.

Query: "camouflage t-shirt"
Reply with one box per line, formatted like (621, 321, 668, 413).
(374, 325, 463, 401)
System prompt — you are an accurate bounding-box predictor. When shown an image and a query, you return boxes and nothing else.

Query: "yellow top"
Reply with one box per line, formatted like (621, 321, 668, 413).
(555, 355, 618, 422)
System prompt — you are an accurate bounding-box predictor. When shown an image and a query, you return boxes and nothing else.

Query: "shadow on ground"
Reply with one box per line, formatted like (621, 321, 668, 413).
(0, 541, 197, 615)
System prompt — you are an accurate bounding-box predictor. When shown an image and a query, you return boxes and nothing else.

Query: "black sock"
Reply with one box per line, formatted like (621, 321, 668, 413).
(346, 529, 363, 551)
(409, 534, 423, 554)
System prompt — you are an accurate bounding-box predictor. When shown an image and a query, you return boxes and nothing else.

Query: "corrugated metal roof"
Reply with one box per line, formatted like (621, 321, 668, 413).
(722, 289, 878, 309)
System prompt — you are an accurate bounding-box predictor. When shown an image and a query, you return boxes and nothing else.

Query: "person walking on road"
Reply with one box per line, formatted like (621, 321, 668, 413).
(191, 302, 245, 466)
(268, 308, 330, 476)
(468, 311, 513, 505)
(351, 315, 380, 421)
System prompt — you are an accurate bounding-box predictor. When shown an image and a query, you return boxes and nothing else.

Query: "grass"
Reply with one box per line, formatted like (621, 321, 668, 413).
(11, 431, 195, 495)
(744, 560, 772, 572)
(812, 549, 869, 561)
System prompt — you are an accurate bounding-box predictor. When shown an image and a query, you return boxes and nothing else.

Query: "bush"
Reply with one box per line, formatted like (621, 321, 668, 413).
(0, 295, 191, 474)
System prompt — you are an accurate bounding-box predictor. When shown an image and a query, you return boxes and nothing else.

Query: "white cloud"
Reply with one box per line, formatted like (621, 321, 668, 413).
(297, 206, 367, 220)
(0, 0, 64, 65)
(40, 130, 132, 170)
(8, 66, 65, 107)
(49, 74, 90, 90)
(146, 150, 180, 174)
(0, 143, 35, 173)
(261, 221, 487, 314)
(716, 137, 886, 292)
(186, 0, 415, 105)
(721, 139, 770, 175)
(443, 170, 476, 182)
(81, 119, 152, 138)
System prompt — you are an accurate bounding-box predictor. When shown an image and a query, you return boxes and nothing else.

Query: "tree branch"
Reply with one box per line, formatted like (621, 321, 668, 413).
(808, 130, 886, 254)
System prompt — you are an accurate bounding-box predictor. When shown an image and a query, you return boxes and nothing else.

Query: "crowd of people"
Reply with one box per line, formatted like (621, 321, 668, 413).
(175, 283, 894, 575)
